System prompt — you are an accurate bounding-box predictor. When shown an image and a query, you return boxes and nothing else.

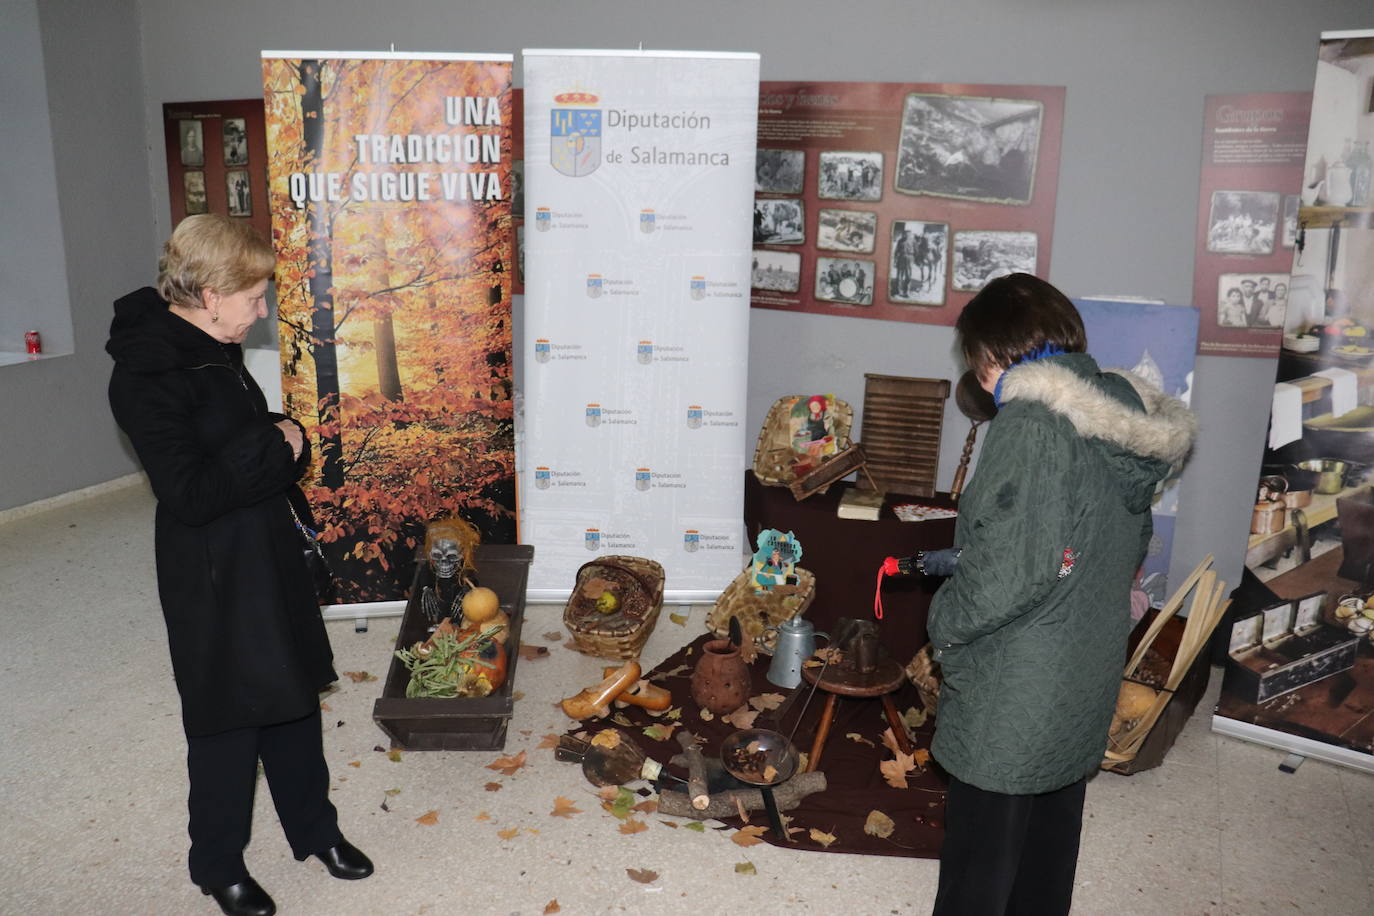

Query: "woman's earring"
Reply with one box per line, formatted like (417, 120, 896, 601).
(211, 312, 220, 323)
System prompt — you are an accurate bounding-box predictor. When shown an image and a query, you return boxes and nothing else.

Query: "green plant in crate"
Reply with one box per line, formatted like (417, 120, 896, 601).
(395, 623, 506, 698)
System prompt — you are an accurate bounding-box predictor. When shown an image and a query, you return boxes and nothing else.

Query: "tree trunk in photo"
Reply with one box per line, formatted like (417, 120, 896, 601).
(299, 59, 344, 489)
(374, 314, 403, 402)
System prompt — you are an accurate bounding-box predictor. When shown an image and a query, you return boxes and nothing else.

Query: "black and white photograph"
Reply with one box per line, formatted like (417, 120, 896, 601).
(951, 230, 1037, 292)
(756, 148, 805, 194)
(888, 220, 948, 305)
(753, 198, 805, 245)
(222, 117, 248, 166)
(895, 93, 1043, 205)
(818, 151, 883, 201)
(1281, 194, 1300, 249)
(225, 169, 251, 217)
(817, 209, 877, 253)
(751, 250, 801, 293)
(1217, 272, 1289, 329)
(178, 119, 204, 167)
(815, 256, 875, 306)
(516, 224, 525, 284)
(1206, 190, 1279, 255)
(183, 170, 207, 215)
(512, 159, 524, 216)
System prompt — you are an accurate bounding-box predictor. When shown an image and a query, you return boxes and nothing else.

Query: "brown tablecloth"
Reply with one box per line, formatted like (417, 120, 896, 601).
(590, 633, 947, 859)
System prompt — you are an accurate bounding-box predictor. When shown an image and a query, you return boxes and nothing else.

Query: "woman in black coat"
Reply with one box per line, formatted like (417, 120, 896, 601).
(107, 214, 372, 916)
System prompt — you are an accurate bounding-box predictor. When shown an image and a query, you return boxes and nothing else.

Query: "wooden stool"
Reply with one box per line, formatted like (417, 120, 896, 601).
(800, 655, 914, 772)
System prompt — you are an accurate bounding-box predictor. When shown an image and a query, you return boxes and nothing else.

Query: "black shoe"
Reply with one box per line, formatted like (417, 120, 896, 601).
(314, 839, 373, 880)
(202, 877, 275, 916)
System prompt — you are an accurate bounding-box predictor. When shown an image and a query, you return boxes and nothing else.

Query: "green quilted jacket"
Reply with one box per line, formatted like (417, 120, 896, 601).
(929, 352, 1195, 794)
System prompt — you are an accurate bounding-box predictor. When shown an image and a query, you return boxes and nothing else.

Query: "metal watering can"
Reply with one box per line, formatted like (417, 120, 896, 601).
(764, 616, 828, 688)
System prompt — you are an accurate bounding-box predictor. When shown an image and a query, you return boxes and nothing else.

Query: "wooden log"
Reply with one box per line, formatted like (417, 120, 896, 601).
(657, 770, 828, 819)
(676, 730, 711, 810)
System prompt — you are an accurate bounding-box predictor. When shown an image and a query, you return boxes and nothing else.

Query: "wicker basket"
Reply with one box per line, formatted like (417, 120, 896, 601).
(752, 395, 854, 488)
(705, 565, 817, 652)
(904, 643, 941, 716)
(563, 556, 665, 659)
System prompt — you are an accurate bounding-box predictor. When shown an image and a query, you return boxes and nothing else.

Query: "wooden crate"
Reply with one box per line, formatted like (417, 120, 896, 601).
(859, 374, 951, 498)
(372, 544, 533, 751)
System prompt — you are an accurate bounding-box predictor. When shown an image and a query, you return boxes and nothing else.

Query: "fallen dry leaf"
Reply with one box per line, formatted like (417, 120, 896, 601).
(387, 749, 402, 763)
(513, 691, 525, 701)
(660, 820, 678, 828)
(665, 707, 682, 721)
(342, 671, 376, 682)
(551, 797, 582, 818)
(698, 708, 715, 722)
(415, 810, 439, 826)
(519, 643, 550, 661)
(734, 796, 750, 824)
(642, 723, 677, 742)
(809, 828, 838, 847)
(749, 692, 786, 712)
(484, 782, 502, 792)
(591, 729, 622, 749)
(563, 639, 581, 652)
(914, 748, 931, 767)
(815, 646, 844, 663)
(347, 760, 362, 768)
(384, 788, 402, 797)
(738, 630, 758, 664)
(537, 734, 561, 750)
(880, 728, 903, 756)
(474, 811, 491, 821)
(846, 732, 875, 747)
(864, 810, 895, 839)
(631, 800, 658, 814)
(596, 786, 622, 801)
(734, 861, 757, 875)
(648, 664, 690, 682)
(721, 706, 758, 730)
(542, 631, 563, 641)
(669, 611, 689, 626)
(497, 827, 520, 839)
(879, 751, 916, 789)
(543, 900, 561, 915)
(485, 750, 527, 776)
(732, 825, 768, 847)
(618, 818, 649, 835)
(902, 706, 929, 729)
(683, 821, 705, 833)
(520, 729, 533, 736)
(610, 712, 635, 727)
(319, 701, 332, 711)
(626, 868, 658, 884)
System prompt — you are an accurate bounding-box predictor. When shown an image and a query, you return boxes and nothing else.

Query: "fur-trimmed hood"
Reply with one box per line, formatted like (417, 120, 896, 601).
(999, 354, 1197, 471)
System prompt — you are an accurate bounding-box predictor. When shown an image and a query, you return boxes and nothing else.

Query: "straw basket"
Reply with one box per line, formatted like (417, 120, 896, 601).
(563, 556, 665, 660)
(904, 643, 941, 716)
(705, 566, 816, 652)
(752, 395, 854, 488)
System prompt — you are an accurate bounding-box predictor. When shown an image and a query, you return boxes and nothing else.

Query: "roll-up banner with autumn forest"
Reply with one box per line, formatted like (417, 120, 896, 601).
(262, 51, 516, 605)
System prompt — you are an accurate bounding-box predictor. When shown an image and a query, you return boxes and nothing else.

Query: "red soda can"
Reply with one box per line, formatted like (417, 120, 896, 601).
(24, 330, 41, 355)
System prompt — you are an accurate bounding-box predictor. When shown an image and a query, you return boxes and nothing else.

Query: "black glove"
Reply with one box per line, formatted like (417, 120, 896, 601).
(897, 547, 962, 578)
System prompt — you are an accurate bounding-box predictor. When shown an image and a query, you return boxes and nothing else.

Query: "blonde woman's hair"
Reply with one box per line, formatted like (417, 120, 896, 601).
(157, 214, 275, 308)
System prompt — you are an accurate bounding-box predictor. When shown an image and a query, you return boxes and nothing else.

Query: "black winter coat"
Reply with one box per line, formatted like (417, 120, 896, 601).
(107, 287, 335, 737)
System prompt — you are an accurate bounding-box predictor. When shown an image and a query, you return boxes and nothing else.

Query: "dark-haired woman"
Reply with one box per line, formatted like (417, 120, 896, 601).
(107, 214, 372, 916)
(928, 273, 1195, 915)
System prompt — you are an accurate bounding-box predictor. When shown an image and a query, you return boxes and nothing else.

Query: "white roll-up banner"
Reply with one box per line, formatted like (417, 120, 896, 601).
(521, 49, 760, 599)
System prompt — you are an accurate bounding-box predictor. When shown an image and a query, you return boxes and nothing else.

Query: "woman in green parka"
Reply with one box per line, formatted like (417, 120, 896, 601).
(928, 274, 1195, 916)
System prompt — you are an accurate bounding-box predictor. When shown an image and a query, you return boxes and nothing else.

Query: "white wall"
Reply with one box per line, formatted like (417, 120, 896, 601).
(10, 0, 1373, 595)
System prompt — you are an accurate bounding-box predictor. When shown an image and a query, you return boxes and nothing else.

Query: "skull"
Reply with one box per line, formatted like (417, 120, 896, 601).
(429, 538, 461, 580)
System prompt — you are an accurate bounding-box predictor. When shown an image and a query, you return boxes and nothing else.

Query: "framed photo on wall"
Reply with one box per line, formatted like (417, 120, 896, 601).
(163, 99, 268, 237)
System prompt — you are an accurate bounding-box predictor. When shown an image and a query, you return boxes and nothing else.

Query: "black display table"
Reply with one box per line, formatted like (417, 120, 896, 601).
(742, 471, 957, 663)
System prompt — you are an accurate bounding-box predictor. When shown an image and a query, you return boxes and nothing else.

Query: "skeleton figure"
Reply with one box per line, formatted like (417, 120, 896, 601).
(419, 516, 481, 624)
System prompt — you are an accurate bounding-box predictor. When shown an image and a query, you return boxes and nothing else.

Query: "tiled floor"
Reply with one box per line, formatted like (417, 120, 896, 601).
(1, 483, 1370, 915)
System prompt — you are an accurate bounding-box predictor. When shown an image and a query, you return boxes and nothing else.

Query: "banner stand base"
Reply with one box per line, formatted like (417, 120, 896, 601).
(1211, 715, 1374, 774)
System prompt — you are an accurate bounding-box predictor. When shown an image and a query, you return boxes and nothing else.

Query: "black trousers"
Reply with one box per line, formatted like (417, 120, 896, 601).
(932, 775, 1087, 916)
(186, 708, 341, 888)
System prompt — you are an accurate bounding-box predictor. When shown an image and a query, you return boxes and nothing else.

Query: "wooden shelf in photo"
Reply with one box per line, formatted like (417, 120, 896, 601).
(1246, 485, 1354, 568)
(1299, 205, 1374, 230)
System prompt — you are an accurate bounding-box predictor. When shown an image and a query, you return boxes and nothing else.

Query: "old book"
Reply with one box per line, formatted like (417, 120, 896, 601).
(837, 487, 884, 520)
